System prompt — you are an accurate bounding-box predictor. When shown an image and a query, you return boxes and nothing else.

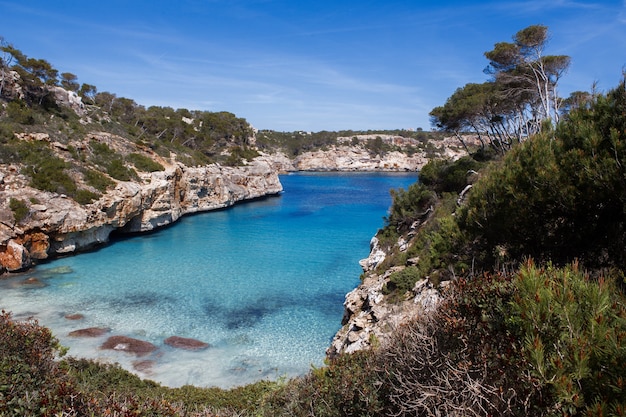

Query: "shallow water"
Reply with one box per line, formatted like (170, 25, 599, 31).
(0, 172, 417, 388)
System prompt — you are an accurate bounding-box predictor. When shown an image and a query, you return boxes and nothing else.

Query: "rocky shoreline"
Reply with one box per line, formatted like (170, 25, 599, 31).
(0, 157, 283, 274)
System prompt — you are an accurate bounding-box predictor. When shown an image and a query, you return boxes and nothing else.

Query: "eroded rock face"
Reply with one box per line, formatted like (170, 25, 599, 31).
(0, 159, 282, 274)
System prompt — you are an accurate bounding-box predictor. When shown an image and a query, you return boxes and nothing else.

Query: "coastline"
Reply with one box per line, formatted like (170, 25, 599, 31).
(0, 158, 283, 275)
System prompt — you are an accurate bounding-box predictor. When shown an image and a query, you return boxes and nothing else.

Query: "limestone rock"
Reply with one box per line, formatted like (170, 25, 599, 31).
(19, 277, 45, 288)
(0, 240, 30, 272)
(133, 360, 156, 373)
(328, 254, 449, 358)
(359, 236, 386, 272)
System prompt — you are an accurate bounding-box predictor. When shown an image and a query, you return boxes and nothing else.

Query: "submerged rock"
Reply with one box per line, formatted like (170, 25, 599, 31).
(69, 327, 110, 337)
(64, 313, 84, 320)
(101, 335, 157, 356)
(132, 360, 155, 373)
(164, 336, 210, 350)
(19, 277, 46, 288)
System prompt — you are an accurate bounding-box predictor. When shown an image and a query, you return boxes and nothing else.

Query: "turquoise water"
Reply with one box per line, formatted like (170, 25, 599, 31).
(0, 172, 417, 388)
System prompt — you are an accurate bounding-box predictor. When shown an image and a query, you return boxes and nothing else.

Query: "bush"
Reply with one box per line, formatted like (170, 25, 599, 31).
(374, 273, 532, 417)
(6, 100, 35, 125)
(106, 158, 137, 181)
(459, 80, 626, 269)
(74, 189, 100, 205)
(383, 265, 421, 297)
(379, 193, 470, 299)
(511, 261, 626, 416)
(0, 123, 14, 143)
(82, 168, 114, 192)
(0, 310, 84, 416)
(27, 157, 77, 195)
(9, 198, 29, 223)
(260, 352, 382, 417)
(384, 182, 437, 233)
(419, 156, 482, 195)
(127, 152, 165, 172)
(224, 145, 260, 166)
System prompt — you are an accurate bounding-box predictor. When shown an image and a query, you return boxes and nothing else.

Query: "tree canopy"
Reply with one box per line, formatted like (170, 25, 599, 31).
(431, 25, 571, 154)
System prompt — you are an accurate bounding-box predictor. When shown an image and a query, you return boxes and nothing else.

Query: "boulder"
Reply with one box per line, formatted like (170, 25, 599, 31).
(0, 240, 30, 272)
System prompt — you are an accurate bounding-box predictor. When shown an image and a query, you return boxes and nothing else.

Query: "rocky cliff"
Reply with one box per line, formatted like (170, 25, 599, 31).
(262, 134, 474, 172)
(326, 235, 449, 358)
(0, 155, 282, 274)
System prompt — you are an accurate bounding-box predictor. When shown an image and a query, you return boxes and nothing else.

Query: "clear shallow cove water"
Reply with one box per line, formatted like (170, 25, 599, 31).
(0, 172, 417, 388)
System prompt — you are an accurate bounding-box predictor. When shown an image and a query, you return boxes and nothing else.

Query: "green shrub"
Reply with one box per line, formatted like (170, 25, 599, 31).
(0, 310, 83, 416)
(6, 100, 35, 125)
(27, 156, 77, 195)
(83, 168, 114, 192)
(459, 81, 626, 269)
(384, 182, 437, 233)
(224, 145, 260, 166)
(260, 352, 382, 417)
(383, 265, 421, 296)
(127, 152, 165, 172)
(9, 198, 29, 223)
(74, 189, 101, 205)
(106, 158, 137, 181)
(0, 123, 14, 143)
(89, 140, 115, 159)
(419, 156, 482, 195)
(511, 261, 626, 416)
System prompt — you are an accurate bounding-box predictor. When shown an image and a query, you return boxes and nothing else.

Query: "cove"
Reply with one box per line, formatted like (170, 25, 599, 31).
(0, 172, 417, 388)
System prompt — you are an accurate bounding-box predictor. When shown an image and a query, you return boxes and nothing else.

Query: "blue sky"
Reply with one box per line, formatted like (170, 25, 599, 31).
(1, 1, 625, 131)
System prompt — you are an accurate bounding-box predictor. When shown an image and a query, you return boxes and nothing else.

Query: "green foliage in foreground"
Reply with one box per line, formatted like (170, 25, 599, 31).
(512, 262, 626, 415)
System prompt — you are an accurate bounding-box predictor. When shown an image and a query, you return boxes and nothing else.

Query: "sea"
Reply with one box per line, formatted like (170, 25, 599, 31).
(0, 172, 417, 388)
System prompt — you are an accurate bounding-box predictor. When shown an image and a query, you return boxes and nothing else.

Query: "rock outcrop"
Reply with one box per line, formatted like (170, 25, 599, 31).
(0, 158, 282, 274)
(327, 233, 449, 358)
